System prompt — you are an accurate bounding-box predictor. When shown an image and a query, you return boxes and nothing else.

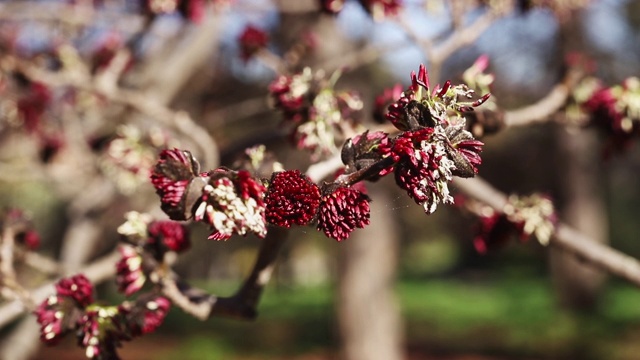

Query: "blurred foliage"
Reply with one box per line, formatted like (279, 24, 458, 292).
(41, 278, 640, 360)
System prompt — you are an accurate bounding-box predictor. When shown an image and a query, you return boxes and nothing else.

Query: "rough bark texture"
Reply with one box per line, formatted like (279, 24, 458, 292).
(550, 127, 608, 310)
(337, 184, 404, 360)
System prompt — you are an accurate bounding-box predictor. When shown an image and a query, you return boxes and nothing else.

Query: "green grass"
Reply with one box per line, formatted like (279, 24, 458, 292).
(158, 277, 640, 360)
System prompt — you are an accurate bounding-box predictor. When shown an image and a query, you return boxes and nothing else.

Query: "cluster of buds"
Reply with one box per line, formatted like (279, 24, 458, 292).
(238, 25, 269, 61)
(373, 84, 404, 124)
(116, 211, 190, 295)
(101, 125, 171, 194)
(151, 148, 371, 241)
(152, 64, 488, 241)
(343, 64, 488, 215)
(582, 77, 640, 155)
(194, 169, 268, 240)
(2, 208, 40, 250)
(460, 56, 503, 137)
(12, 78, 66, 162)
(35, 275, 171, 359)
(269, 68, 363, 160)
(151, 149, 270, 241)
(472, 194, 557, 253)
(264, 170, 370, 241)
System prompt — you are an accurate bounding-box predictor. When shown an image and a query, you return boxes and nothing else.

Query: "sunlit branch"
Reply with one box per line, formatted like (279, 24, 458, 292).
(454, 176, 640, 287)
(160, 228, 289, 320)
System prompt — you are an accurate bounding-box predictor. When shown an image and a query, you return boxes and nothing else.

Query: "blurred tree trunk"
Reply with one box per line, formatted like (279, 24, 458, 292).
(549, 11, 608, 311)
(551, 127, 608, 310)
(337, 184, 404, 360)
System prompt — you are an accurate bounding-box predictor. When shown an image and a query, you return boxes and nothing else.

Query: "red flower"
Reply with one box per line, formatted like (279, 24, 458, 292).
(121, 296, 171, 337)
(453, 139, 483, 175)
(139, 297, 170, 335)
(55, 274, 94, 308)
(78, 311, 102, 359)
(373, 84, 403, 123)
(379, 128, 456, 214)
(150, 148, 200, 220)
(115, 245, 146, 296)
(317, 187, 370, 241)
(265, 170, 321, 227)
(17, 82, 51, 133)
(583, 81, 640, 155)
(193, 169, 267, 240)
(473, 213, 524, 254)
(34, 295, 70, 345)
(238, 25, 269, 61)
(77, 308, 124, 360)
(16, 229, 40, 250)
(148, 220, 190, 253)
(269, 71, 311, 124)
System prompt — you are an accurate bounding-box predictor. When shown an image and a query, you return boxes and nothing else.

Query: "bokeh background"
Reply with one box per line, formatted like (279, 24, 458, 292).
(1, 0, 640, 359)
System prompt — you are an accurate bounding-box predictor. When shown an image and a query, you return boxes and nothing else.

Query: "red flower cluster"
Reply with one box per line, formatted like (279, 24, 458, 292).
(583, 77, 640, 155)
(269, 68, 363, 159)
(473, 212, 525, 254)
(77, 309, 123, 359)
(17, 82, 51, 133)
(373, 84, 404, 123)
(55, 274, 94, 307)
(148, 220, 190, 253)
(118, 295, 171, 337)
(379, 128, 456, 214)
(35, 274, 171, 359)
(473, 194, 557, 253)
(2, 208, 41, 250)
(35, 275, 94, 345)
(194, 169, 267, 240)
(363, 64, 488, 214)
(265, 170, 321, 227)
(116, 245, 146, 296)
(269, 69, 315, 124)
(34, 295, 71, 345)
(150, 148, 200, 220)
(115, 214, 190, 296)
(317, 187, 371, 241)
(238, 25, 269, 61)
(135, 296, 171, 335)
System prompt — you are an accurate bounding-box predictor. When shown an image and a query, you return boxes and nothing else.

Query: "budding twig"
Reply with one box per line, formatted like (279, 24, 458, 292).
(454, 176, 640, 287)
(0, 250, 120, 329)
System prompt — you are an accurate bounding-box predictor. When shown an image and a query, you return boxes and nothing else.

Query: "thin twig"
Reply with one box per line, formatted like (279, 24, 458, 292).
(6, 55, 219, 169)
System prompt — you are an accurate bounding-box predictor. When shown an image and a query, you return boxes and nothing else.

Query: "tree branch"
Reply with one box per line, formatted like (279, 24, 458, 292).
(0, 250, 120, 329)
(454, 176, 640, 287)
(160, 227, 288, 320)
(5, 55, 219, 169)
(502, 68, 583, 127)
